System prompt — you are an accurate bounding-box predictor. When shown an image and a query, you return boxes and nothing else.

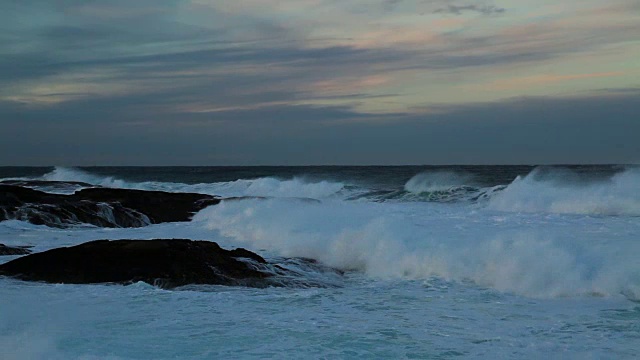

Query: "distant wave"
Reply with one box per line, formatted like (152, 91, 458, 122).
(37, 167, 348, 200)
(399, 170, 479, 202)
(487, 167, 640, 216)
(9, 166, 640, 214)
(405, 170, 476, 193)
(351, 170, 502, 203)
(42, 167, 129, 188)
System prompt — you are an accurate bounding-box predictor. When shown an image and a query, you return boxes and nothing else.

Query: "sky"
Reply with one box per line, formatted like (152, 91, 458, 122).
(1, 0, 639, 165)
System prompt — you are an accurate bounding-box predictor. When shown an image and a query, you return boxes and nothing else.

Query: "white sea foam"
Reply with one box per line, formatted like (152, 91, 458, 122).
(488, 167, 640, 216)
(138, 177, 346, 199)
(42, 167, 129, 188)
(208, 177, 345, 199)
(195, 198, 640, 299)
(38, 167, 346, 199)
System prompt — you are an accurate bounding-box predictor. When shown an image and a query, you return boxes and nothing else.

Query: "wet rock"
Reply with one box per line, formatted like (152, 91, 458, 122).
(0, 244, 32, 256)
(0, 239, 272, 288)
(0, 185, 220, 228)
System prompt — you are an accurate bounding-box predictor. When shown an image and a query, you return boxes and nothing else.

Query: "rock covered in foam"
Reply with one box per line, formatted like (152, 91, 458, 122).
(0, 185, 220, 228)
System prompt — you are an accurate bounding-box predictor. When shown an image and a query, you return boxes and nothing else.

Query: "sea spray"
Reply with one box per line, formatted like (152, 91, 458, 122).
(195, 197, 640, 299)
(39, 167, 347, 199)
(488, 167, 640, 216)
(43, 167, 130, 189)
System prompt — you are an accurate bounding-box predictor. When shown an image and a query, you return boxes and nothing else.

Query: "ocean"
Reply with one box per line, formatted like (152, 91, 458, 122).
(1, 165, 639, 359)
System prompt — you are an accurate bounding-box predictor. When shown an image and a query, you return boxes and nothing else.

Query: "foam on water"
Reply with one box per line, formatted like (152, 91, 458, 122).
(204, 177, 345, 199)
(7, 166, 639, 299)
(42, 167, 129, 188)
(2, 274, 635, 359)
(488, 167, 640, 216)
(31, 166, 640, 214)
(195, 198, 640, 299)
(38, 167, 347, 199)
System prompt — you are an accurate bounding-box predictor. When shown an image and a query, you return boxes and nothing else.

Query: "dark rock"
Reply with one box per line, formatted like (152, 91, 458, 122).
(227, 247, 268, 263)
(0, 239, 273, 288)
(0, 185, 220, 228)
(0, 244, 32, 256)
(74, 187, 220, 223)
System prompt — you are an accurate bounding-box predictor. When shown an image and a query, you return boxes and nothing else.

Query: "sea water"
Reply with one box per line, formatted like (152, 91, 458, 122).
(1, 166, 639, 359)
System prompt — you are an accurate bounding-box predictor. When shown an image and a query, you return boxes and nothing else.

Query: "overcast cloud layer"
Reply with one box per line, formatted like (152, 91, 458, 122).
(1, 0, 639, 165)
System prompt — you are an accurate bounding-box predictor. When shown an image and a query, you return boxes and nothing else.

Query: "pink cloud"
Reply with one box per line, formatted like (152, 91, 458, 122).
(346, 28, 443, 49)
(486, 72, 625, 90)
(309, 75, 391, 94)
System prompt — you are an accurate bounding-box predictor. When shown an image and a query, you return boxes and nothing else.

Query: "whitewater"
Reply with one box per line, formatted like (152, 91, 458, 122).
(1, 166, 639, 359)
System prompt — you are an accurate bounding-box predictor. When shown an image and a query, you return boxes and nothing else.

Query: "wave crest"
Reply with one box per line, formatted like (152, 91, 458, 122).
(42, 167, 129, 188)
(38, 167, 345, 200)
(487, 167, 640, 216)
(405, 171, 476, 193)
(215, 177, 345, 199)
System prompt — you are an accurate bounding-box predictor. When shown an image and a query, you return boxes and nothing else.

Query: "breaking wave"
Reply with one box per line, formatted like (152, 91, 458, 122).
(194, 198, 640, 299)
(42, 167, 129, 188)
(401, 171, 480, 202)
(11, 166, 640, 213)
(488, 167, 640, 216)
(405, 171, 476, 193)
(38, 167, 347, 200)
(368, 170, 500, 203)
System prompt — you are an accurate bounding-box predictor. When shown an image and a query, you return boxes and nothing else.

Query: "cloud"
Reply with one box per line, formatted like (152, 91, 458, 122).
(1, 0, 639, 165)
(434, 4, 506, 15)
(309, 75, 392, 95)
(382, 0, 404, 12)
(1, 88, 638, 165)
(479, 72, 626, 91)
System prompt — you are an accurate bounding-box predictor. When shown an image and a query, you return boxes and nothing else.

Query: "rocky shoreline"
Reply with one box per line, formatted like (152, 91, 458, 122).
(0, 239, 342, 289)
(0, 239, 271, 288)
(0, 183, 220, 228)
(0, 182, 341, 289)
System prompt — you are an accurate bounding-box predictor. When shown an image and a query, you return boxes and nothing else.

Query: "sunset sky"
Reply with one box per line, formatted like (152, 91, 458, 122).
(1, 0, 639, 165)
